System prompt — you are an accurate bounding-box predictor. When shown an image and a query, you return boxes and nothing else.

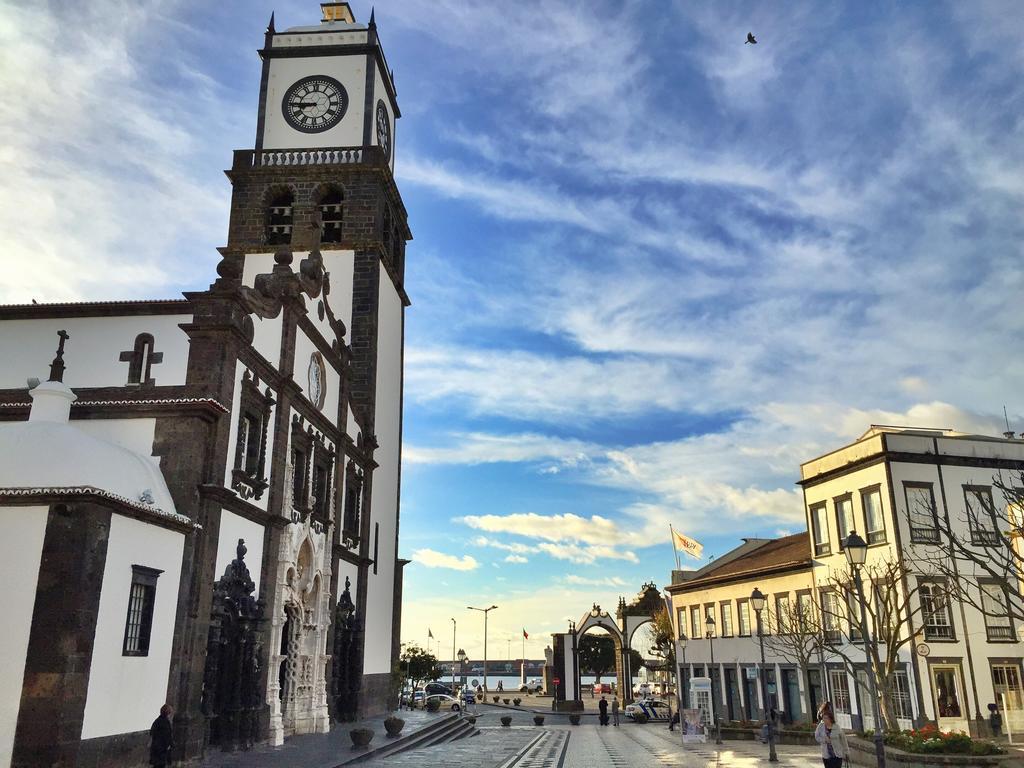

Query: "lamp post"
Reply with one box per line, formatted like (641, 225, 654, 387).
(451, 618, 457, 692)
(751, 587, 778, 763)
(568, 619, 578, 703)
(844, 531, 886, 768)
(468, 604, 498, 693)
(676, 634, 688, 747)
(705, 615, 721, 744)
(457, 647, 468, 706)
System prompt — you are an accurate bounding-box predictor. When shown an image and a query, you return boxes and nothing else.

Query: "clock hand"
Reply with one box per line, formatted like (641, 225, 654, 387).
(292, 102, 317, 108)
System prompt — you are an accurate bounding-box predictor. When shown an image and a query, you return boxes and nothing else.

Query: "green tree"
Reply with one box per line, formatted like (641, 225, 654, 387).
(646, 608, 676, 668)
(400, 643, 440, 688)
(578, 634, 616, 682)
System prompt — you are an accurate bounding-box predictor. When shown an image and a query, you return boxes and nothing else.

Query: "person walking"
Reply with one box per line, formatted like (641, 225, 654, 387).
(611, 697, 620, 726)
(598, 695, 609, 726)
(149, 704, 174, 767)
(814, 713, 849, 768)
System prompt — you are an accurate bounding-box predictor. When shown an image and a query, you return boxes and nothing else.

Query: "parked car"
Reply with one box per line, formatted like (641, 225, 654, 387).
(593, 682, 612, 694)
(424, 681, 454, 696)
(625, 699, 671, 721)
(424, 693, 462, 712)
(519, 679, 543, 694)
(399, 688, 425, 708)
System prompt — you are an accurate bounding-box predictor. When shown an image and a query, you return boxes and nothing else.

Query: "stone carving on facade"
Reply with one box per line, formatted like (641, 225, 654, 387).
(266, 515, 332, 745)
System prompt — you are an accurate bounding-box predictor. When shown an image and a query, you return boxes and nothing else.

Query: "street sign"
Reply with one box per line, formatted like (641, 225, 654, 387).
(745, 667, 758, 680)
(553, 677, 561, 686)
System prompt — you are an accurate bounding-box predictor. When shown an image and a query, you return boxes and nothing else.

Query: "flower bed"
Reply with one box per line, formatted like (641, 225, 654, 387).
(871, 724, 1004, 756)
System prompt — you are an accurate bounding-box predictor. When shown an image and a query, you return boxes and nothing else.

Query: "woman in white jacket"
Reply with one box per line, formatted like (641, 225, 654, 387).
(814, 713, 849, 768)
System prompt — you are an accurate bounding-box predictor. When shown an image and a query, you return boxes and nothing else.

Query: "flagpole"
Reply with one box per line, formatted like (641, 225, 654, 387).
(670, 524, 681, 571)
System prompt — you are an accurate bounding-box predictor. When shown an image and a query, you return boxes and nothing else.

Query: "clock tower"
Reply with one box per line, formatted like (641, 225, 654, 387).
(211, 0, 410, 747)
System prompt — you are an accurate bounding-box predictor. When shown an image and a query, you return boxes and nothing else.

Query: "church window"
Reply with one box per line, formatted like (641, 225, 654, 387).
(342, 460, 363, 544)
(266, 191, 294, 245)
(289, 418, 314, 520)
(231, 371, 274, 501)
(373, 523, 380, 574)
(318, 190, 343, 244)
(310, 438, 335, 529)
(119, 333, 163, 386)
(123, 565, 162, 656)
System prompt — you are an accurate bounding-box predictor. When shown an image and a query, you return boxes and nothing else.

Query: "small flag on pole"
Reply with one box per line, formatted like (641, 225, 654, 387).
(523, 628, 529, 640)
(671, 527, 704, 560)
(428, 628, 434, 639)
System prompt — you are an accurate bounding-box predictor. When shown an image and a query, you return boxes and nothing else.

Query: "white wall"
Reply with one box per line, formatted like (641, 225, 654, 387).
(312, 249, 355, 351)
(242, 253, 286, 366)
(0, 315, 191, 389)
(362, 273, 403, 674)
(76, 418, 156, 457)
(294, 328, 340, 425)
(81, 515, 184, 739)
(215, 510, 266, 596)
(0, 505, 48, 768)
(262, 54, 368, 150)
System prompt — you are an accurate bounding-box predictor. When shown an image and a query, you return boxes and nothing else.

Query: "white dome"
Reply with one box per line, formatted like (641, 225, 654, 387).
(0, 381, 179, 520)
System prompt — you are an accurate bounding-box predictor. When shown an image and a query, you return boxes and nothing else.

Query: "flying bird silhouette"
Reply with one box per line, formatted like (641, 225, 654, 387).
(746, 32, 757, 44)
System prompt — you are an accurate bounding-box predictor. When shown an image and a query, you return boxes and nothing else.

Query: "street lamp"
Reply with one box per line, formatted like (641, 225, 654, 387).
(678, 635, 688, 707)
(468, 605, 498, 693)
(844, 531, 886, 768)
(451, 618, 457, 692)
(705, 615, 721, 744)
(457, 647, 468, 699)
(751, 587, 778, 763)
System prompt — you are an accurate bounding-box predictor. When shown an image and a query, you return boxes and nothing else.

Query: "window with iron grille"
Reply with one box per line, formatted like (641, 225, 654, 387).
(905, 483, 939, 543)
(890, 670, 913, 721)
(965, 486, 1000, 546)
(981, 582, 1014, 641)
(829, 669, 851, 714)
(123, 565, 162, 656)
(919, 581, 955, 640)
(862, 487, 887, 545)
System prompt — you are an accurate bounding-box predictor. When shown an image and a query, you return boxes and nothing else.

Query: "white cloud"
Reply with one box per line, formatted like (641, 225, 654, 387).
(412, 549, 479, 571)
(504, 555, 528, 564)
(565, 575, 629, 588)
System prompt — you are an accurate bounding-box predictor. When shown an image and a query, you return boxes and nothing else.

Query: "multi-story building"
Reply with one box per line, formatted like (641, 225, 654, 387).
(668, 425, 1024, 737)
(0, 4, 410, 766)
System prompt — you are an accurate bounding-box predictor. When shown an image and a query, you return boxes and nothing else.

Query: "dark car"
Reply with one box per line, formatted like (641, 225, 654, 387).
(424, 682, 453, 696)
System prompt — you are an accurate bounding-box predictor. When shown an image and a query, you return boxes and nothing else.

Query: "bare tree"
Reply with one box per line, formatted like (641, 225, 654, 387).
(759, 598, 828, 717)
(904, 471, 1024, 631)
(818, 557, 932, 731)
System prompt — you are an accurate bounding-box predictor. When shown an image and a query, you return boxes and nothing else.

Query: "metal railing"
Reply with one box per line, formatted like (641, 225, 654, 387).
(232, 146, 387, 170)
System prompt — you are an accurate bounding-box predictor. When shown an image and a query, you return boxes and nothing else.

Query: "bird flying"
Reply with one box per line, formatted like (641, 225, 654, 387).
(746, 32, 757, 44)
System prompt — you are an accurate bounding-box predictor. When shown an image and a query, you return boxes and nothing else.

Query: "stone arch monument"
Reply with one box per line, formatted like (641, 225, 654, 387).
(551, 582, 665, 709)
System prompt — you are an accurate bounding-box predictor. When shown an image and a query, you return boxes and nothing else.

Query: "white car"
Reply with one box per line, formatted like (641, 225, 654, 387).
(519, 679, 543, 694)
(424, 693, 462, 712)
(625, 699, 671, 721)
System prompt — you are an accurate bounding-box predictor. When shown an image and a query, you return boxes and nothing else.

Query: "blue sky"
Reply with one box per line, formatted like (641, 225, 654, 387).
(4, 0, 1024, 661)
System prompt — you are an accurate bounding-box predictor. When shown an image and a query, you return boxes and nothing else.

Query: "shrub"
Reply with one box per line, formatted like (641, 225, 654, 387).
(633, 712, 649, 724)
(513, 697, 522, 706)
(533, 715, 545, 725)
(503, 698, 511, 705)
(877, 724, 1004, 756)
(493, 695, 500, 703)
(500, 715, 512, 727)
(569, 713, 581, 725)
(425, 699, 440, 712)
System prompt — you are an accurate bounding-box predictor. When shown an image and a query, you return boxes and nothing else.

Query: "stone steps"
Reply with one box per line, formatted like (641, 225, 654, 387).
(342, 713, 479, 765)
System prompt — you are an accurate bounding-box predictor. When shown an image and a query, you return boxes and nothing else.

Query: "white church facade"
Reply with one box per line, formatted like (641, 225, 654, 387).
(0, 4, 409, 766)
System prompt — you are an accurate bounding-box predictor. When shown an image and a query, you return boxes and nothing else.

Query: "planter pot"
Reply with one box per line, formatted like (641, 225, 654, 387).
(501, 716, 512, 727)
(513, 698, 522, 706)
(634, 713, 649, 724)
(493, 696, 500, 703)
(466, 715, 477, 725)
(503, 698, 511, 705)
(350, 728, 374, 749)
(569, 714, 581, 726)
(384, 716, 405, 738)
(533, 715, 545, 726)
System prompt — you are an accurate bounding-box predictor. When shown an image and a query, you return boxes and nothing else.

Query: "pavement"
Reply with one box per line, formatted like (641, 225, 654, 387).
(367, 706, 826, 768)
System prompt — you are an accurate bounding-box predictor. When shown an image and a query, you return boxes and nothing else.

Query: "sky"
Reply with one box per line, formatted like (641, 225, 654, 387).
(3, 1, 1024, 664)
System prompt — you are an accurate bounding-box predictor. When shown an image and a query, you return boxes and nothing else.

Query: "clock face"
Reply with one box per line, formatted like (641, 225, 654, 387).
(282, 75, 348, 134)
(307, 353, 326, 409)
(375, 100, 391, 160)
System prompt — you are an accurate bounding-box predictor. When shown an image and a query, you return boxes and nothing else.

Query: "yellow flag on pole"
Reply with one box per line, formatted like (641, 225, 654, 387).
(672, 528, 704, 560)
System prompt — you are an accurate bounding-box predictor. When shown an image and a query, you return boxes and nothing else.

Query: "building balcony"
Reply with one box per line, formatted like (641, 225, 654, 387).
(910, 527, 939, 544)
(970, 529, 1001, 546)
(986, 625, 1015, 642)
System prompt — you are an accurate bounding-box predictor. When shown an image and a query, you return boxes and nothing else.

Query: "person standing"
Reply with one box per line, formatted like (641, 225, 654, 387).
(149, 704, 174, 767)
(598, 695, 609, 726)
(816, 700, 834, 723)
(814, 713, 848, 768)
(611, 697, 620, 726)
